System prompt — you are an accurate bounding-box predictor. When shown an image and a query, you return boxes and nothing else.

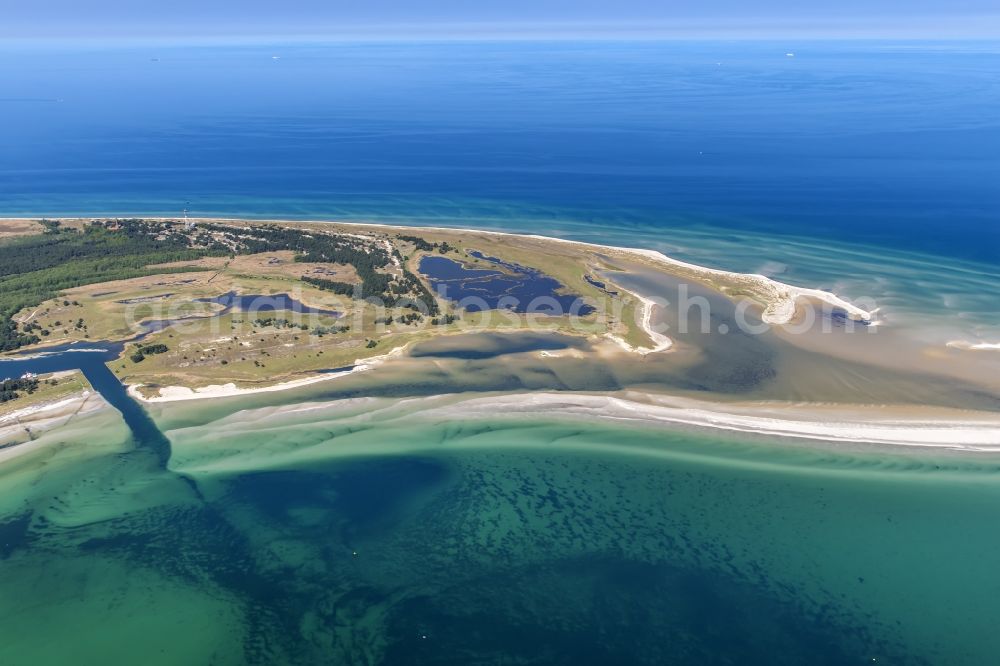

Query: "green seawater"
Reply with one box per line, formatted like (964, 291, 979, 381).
(2, 402, 999, 665)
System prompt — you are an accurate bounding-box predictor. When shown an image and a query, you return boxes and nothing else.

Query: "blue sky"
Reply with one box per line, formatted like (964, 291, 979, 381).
(5, 0, 1000, 39)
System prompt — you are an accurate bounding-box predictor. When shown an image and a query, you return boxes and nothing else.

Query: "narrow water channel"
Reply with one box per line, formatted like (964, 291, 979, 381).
(2, 342, 171, 462)
(1, 292, 346, 463)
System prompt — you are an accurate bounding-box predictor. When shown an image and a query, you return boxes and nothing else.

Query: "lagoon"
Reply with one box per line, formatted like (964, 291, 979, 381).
(419, 254, 596, 315)
(1, 38, 999, 665)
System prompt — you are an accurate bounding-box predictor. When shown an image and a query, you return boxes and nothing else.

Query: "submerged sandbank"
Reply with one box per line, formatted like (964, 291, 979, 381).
(165, 390, 1000, 454)
(514, 394, 992, 450)
(434, 392, 999, 451)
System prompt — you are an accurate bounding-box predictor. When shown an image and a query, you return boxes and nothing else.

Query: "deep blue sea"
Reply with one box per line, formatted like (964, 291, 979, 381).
(1, 40, 998, 259)
(1, 40, 998, 334)
(3, 40, 1000, 665)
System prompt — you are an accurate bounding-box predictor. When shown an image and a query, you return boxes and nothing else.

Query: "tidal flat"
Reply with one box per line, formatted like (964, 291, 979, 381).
(1, 219, 999, 665)
(1, 253, 997, 662)
(4, 400, 1000, 664)
(2, 39, 999, 664)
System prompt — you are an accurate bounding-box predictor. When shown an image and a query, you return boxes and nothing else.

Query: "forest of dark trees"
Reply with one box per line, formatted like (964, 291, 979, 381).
(0, 220, 222, 352)
(129, 343, 169, 363)
(0, 219, 442, 352)
(396, 235, 454, 254)
(0, 378, 40, 404)
(220, 227, 441, 313)
(199, 223, 389, 277)
(300, 276, 358, 297)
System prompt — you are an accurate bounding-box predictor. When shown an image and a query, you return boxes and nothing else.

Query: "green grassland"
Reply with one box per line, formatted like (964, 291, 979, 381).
(2, 218, 659, 394)
(0, 219, 223, 351)
(0, 370, 93, 419)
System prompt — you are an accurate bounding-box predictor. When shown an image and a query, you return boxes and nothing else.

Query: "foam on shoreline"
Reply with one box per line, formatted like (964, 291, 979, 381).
(2, 347, 114, 361)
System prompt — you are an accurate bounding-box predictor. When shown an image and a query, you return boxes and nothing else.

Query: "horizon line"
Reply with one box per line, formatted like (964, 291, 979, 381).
(3, 17, 1000, 45)
(4, 34, 1000, 49)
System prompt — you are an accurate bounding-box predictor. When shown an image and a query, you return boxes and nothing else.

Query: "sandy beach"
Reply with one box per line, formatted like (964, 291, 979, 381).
(604, 293, 674, 354)
(0, 390, 107, 450)
(128, 343, 409, 403)
(947, 340, 1000, 352)
(536, 238, 876, 326)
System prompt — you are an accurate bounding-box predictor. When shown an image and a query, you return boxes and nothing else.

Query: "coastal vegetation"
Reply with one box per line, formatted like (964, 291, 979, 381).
(301, 276, 357, 296)
(0, 370, 94, 421)
(1, 217, 666, 396)
(0, 217, 437, 353)
(0, 377, 39, 404)
(199, 223, 399, 299)
(129, 343, 169, 363)
(311, 324, 351, 336)
(396, 234, 454, 254)
(253, 317, 311, 331)
(0, 219, 221, 351)
(302, 263, 439, 314)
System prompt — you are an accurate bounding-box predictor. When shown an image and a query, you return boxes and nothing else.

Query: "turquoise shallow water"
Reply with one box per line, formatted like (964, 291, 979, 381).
(3, 407, 1000, 665)
(1, 38, 999, 664)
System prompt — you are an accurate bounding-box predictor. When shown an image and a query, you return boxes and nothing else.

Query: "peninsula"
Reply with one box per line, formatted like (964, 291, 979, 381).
(0, 217, 872, 408)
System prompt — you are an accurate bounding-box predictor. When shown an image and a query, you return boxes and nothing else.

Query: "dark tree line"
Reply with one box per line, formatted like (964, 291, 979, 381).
(0, 378, 40, 404)
(253, 317, 309, 331)
(0, 219, 443, 353)
(198, 223, 407, 301)
(129, 343, 169, 363)
(301, 276, 358, 297)
(396, 235, 454, 254)
(0, 219, 202, 279)
(0, 220, 220, 351)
